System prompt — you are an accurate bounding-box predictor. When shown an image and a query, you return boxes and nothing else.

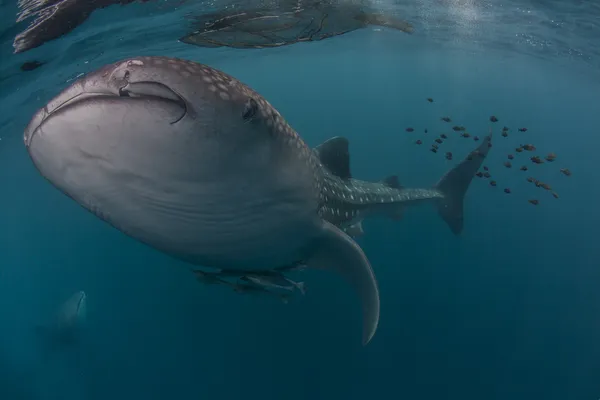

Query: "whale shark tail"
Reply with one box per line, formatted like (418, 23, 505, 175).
(434, 131, 493, 235)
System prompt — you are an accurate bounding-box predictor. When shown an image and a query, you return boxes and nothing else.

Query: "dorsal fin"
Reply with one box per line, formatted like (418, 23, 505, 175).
(314, 136, 352, 180)
(382, 175, 402, 189)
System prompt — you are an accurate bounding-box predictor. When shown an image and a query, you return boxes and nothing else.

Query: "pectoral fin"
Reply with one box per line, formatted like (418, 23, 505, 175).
(306, 221, 380, 345)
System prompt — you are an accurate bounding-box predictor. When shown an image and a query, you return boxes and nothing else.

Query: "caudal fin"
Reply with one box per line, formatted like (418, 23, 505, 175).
(434, 132, 493, 235)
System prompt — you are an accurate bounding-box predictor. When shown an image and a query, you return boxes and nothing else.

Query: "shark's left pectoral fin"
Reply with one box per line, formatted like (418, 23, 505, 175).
(307, 221, 380, 345)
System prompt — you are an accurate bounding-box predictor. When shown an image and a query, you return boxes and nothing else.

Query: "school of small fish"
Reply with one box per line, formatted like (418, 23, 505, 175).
(411, 97, 571, 207)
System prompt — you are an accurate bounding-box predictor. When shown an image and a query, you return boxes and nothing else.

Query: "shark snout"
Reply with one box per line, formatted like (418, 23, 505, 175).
(23, 60, 189, 151)
(23, 63, 123, 148)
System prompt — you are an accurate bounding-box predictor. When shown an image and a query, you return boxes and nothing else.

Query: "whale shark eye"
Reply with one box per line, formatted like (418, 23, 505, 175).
(242, 98, 258, 121)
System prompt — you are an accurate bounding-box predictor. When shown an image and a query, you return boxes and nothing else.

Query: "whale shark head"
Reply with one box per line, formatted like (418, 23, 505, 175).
(24, 57, 380, 345)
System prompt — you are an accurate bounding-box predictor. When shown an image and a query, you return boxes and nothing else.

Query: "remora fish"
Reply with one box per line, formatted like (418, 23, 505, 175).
(35, 290, 87, 348)
(312, 135, 492, 237)
(23, 56, 379, 345)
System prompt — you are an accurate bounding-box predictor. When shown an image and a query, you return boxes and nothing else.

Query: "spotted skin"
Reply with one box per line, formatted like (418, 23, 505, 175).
(318, 169, 443, 229)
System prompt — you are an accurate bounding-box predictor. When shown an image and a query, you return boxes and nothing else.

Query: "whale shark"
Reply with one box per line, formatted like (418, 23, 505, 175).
(23, 56, 489, 345)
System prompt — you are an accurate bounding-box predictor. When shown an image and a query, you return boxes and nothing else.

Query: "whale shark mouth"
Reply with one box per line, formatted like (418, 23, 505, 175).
(24, 80, 187, 148)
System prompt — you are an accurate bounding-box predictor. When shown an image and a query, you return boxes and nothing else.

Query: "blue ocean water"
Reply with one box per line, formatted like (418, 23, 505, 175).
(1, 1, 600, 399)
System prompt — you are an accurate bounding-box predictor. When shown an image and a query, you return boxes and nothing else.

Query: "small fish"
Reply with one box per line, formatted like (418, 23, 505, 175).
(518, 128, 528, 132)
(522, 144, 536, 151)
(501, 132, 508, 138)
(504, 188, 511, 194)
(435, 138, 443, 144)
(440, 133, 448, 139)
(242, 273, 306, 295)
(507, 154, 514, 160)
(461, 132, 470, 138)
(560, 168, 571, 176)
(526, 177, 534, 183)
(483, 166, 489, 171)
(545, 153, 557, 162)
(405, 127, 414, 132)
(452, 126, 462, 132)
(233, 282, 290, 304)
(528, 199, 539, 205)
(540, 182, 552, 191)
(551, 191, 559, 199)
(490, 116, 498, 122)
(432, 144, 439, 149)
(520, 166, 528, 171)
(502, 126, 509, 132)
(473, 136, 480, 141)
(515, 147, 524, 153)
(483, 172, 491, 178)
(530, 156, 544, 164)
(476, 171, 484, 177)
(441, 117, 451, 122)
(490, 180, 497, 187)
(445, 152, 453, 160)
(427, 98, 434, 103)
(243, 275, 296, 291)
(504, 161, 512, 168)
(430, 147, 438, 153)
(415, 139, 422, 145)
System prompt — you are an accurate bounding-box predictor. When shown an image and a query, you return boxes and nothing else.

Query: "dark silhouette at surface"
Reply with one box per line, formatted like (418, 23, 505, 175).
(13, 0, 413, 53)
(180, 2, 413, 49)
(13, 0, 150, 53)
(20, 60, 44, 71)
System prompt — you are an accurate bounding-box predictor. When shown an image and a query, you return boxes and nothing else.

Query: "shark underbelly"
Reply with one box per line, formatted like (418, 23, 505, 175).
(49, 144, 321, 270)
